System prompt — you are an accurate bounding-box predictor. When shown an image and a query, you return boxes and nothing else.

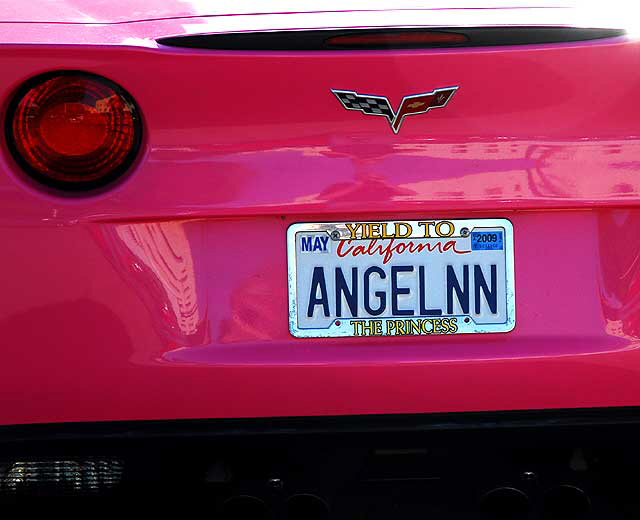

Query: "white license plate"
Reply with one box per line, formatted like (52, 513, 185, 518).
(287, 219, 515, 338)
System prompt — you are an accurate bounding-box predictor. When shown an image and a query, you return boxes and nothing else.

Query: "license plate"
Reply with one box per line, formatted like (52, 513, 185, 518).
(287, 219, 515, 338)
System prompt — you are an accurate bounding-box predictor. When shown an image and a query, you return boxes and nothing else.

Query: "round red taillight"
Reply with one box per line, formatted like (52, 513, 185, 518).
(5, 72, 142, 190)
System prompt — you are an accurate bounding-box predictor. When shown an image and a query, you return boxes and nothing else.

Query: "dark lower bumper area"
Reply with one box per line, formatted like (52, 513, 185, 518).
(1, 407, 640, 517)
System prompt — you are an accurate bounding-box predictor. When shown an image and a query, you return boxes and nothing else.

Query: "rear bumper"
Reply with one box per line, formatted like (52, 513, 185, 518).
(0, 208, 638, 424)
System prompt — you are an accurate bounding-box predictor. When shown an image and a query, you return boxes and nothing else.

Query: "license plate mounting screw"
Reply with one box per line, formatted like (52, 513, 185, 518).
(460, 227, 470, 237)
(330, 230, 341, 241)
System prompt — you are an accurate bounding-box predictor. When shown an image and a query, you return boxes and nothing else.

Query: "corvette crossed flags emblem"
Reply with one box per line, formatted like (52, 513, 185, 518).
(332, 86, 459, 134)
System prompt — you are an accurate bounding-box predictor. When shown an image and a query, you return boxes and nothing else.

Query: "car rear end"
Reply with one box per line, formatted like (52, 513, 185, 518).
(0, 2, 639, 516)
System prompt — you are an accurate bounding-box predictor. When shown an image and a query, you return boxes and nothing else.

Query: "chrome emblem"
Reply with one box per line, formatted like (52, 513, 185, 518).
(332, 86, 459, 134)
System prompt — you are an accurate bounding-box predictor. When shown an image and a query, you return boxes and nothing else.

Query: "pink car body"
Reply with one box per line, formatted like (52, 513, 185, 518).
(0, 0, 639, 429)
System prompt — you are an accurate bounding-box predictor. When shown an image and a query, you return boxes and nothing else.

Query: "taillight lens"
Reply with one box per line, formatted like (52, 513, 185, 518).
(6, 72, 142, 190)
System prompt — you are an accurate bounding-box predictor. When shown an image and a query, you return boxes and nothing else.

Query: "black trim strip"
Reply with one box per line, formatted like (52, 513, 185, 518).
(157, 27, 625, 50)
(1, 407, 640, 444)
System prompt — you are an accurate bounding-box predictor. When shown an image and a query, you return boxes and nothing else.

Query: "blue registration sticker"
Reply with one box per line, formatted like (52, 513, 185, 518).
(471, 231, 504, 251)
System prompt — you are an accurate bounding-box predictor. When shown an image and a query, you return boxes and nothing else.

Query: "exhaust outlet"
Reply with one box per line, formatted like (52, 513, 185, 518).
(543, 485, 591, 520)
(286, 494, 330, 520)
(222, 495, 270, 520)
(480, 487, 530, 519)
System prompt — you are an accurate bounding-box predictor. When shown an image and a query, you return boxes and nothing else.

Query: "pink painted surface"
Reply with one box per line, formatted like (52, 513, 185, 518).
(0, 1, 579, 25)
(0, 11, 639, 425)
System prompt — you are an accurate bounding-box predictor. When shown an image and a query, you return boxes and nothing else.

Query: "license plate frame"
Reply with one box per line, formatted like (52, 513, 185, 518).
(287, 219, 515, 338)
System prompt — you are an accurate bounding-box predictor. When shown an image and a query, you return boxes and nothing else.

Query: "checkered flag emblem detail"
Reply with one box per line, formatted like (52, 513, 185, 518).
(332, 87, 459, 134)
(333, 92, 395, 120)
